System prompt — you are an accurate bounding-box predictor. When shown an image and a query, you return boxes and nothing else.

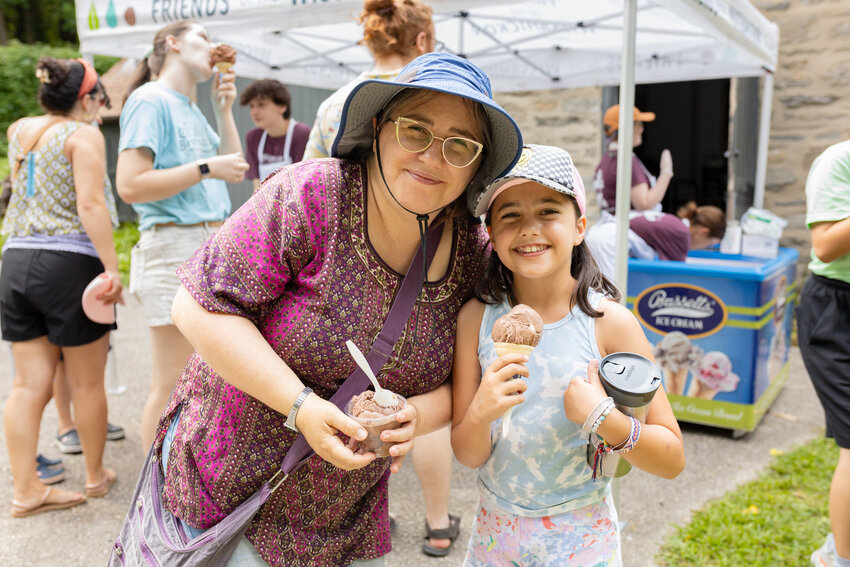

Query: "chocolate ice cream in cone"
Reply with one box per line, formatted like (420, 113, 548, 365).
(492, 304, 543, 437)
(210, 43, 237, 105)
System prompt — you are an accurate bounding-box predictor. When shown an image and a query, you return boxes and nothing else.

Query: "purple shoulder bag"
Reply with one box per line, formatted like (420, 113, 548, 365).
(109, 225, 442, 566)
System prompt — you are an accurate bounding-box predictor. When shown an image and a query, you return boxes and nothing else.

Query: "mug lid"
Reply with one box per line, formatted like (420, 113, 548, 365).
(598, 352, 662, 407)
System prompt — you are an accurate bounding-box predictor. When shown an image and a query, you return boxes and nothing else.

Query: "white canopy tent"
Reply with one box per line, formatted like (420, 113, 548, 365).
(77, 0, 778, 288)
(78, 0, 777, 92)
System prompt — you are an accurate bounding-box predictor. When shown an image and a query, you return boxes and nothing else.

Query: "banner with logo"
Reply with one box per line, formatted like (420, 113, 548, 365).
(628, 248, 797, 432)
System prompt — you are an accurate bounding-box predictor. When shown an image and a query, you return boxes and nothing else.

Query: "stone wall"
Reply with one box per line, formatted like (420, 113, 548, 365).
(756, 0, 850, 256)
(496, 87, 603, 219)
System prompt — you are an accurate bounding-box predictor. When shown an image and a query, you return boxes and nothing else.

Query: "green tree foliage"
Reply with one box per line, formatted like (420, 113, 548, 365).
(2, 0, 78, 45)
(0, 41, 117, 155)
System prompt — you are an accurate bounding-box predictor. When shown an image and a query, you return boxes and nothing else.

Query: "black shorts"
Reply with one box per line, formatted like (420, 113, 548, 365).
(796, 274, 850, 448)
(0, 248, 116, 347)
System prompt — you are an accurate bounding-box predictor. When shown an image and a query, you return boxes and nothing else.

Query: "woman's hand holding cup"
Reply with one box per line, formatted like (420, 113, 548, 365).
(378, 400, 419, 474)
(296, 393, 376, 471)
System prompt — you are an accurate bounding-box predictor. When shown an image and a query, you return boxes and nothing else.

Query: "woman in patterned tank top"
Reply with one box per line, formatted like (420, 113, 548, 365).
(2, 57, 122, 517)
(452, 144, 685, 566)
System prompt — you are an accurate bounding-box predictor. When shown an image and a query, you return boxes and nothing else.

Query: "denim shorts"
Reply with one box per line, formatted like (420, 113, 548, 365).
(129, 224, 219, 327)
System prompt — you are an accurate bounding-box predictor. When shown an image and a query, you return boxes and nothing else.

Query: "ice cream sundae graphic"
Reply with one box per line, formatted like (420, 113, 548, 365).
(652, 331, 703, 395)
(687, 351, 740, 399)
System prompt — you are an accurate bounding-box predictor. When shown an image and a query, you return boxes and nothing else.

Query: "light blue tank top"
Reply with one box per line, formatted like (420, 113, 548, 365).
(476, 290, 611, 517)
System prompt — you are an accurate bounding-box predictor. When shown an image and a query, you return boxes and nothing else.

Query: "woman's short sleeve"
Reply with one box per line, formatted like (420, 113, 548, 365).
(177, 166, 318, 320)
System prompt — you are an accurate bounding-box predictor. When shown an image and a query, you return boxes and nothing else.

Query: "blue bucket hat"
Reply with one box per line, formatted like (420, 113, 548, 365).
(331, 52, 523, 214)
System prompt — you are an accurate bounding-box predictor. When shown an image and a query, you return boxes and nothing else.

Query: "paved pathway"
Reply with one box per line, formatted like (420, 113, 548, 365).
(0, 296, 824, 566)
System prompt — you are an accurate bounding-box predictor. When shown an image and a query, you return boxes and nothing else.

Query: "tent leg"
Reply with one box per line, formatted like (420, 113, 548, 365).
(753, 72, 774, 209)
(614, 0, 638, 299)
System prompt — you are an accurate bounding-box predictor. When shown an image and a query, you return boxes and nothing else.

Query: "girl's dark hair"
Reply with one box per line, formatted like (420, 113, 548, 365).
(127, 20, 196, 99)
(239, 79, 292, 119)
(359, 0, 433, 59)
(476, 198, 621, 318)
(681, 203, 726, 239)
(36, 57, 107, 114)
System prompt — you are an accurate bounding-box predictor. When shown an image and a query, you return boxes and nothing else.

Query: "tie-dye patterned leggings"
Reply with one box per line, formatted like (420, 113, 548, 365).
(463, 493, 622, 567)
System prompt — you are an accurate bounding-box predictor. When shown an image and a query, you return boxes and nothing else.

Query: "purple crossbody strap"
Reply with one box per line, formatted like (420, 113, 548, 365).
(279, 221, 443, 476)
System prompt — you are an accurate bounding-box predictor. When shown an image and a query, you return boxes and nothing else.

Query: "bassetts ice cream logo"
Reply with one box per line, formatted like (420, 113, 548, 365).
(635, 283, 727, 339)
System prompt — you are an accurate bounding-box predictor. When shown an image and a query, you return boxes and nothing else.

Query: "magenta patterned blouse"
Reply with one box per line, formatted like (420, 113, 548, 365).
(160, 158, 488, 565)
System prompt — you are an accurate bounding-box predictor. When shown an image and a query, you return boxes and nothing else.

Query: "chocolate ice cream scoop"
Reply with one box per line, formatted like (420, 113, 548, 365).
(210, 43, 237, 68)
(349, 390, 405, 419)
(492, 304, 544, 346)
(346, 391, 407, 457)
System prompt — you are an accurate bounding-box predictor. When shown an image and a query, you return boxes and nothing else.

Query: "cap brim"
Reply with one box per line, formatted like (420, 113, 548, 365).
(331, 79, 522, 211)
(635, 110, 656, 122)
(474, 173, 578, 217)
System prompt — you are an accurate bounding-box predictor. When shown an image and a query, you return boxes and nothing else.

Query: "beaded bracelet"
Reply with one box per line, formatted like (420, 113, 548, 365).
(590, 404, 613, 436)
(580, 397, 614, 441)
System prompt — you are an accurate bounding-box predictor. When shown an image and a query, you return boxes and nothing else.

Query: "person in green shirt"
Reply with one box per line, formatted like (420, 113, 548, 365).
(796, 139, 850, 567)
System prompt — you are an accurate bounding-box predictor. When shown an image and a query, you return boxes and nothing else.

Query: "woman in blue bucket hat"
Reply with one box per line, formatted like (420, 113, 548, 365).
(145, 52, 521, 566)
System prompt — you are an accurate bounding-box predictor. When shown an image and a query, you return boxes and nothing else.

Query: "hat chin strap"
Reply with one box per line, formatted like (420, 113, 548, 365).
(375, 135, 449, 286)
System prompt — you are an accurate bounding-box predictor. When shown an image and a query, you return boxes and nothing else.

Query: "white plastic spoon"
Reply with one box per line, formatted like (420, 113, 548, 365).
(345, 340, 397, 407)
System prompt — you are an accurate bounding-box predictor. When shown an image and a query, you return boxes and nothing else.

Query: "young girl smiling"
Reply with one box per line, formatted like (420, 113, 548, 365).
(452, 144, 685, 566)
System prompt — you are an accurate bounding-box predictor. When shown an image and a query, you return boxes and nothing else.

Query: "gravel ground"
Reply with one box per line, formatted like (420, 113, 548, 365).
(0, 295, 824, 566)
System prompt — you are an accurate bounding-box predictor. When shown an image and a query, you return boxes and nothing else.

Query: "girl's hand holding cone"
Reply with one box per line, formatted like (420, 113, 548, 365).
(468, 352, 529, 426)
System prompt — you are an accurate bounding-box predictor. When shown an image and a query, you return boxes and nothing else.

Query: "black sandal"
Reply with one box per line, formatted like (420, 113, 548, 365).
(422, 513, 461, 557)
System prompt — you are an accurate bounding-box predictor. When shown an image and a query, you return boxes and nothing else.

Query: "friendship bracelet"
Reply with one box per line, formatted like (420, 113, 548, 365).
(608, 417, 641, 454)
(581, 397, 614, 441)
(590, 417, 642, 481)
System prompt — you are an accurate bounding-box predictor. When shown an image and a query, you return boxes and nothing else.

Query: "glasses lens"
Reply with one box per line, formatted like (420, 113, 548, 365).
(396, 118, 432, 152)
(443, 138, 479, 167)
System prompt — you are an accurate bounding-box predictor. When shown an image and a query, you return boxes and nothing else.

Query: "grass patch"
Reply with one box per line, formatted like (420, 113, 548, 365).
(113, 222, 140, 285)
(657, 435, 836, 566)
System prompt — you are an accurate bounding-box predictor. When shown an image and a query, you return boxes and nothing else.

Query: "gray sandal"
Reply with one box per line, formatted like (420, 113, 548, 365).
(422, 514, 461, 557)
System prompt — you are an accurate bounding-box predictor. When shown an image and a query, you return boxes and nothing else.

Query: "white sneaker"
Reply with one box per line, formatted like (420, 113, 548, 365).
(811, 534, 836, 567)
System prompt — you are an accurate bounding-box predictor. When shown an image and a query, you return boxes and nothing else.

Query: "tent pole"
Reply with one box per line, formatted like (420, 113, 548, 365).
(614, 0, 637, 302)
(753, 71, 774, 209)
(611, 0, 638, 522)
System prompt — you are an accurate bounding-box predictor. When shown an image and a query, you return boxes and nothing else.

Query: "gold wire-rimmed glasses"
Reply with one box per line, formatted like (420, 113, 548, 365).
(389, 116, 484, 168)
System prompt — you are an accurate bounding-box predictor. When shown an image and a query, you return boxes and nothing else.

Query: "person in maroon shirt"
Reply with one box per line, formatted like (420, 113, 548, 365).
(240, 79, 310, 190)
(593, 104, 674, 215)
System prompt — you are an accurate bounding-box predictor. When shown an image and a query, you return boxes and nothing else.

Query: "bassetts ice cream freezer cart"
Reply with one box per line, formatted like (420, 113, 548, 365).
(627, 248, 798, 433)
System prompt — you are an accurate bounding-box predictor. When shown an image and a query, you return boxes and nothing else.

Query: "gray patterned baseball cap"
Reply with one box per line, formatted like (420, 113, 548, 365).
(472, 144, 586, 217)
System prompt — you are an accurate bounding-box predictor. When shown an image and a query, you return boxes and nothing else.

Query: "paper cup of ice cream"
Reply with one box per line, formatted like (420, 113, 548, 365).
(345, 391, 407, 457)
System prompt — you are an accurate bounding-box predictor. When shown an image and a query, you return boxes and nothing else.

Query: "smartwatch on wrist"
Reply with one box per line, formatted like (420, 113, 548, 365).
(197, 159, 211, 178)
(285, 387, 313, 432)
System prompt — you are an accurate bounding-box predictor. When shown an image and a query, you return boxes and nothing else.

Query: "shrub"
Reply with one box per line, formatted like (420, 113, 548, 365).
(0, 41, 118, 154)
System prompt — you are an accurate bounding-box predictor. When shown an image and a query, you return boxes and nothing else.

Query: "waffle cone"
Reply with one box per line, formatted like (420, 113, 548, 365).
(494, 343, 534, 357)
(215, 62, 233, 73)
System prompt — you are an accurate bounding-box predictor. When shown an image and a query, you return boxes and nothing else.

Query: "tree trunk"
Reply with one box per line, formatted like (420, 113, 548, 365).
(0, 8, 7, 45)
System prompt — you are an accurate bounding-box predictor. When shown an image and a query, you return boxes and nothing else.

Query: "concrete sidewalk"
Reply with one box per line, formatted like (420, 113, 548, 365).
(0, 296, 825, 566)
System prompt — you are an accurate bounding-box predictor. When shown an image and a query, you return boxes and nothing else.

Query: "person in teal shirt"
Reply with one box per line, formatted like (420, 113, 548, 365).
(796, 139, 850, 567)
(116, 20, 249, 451)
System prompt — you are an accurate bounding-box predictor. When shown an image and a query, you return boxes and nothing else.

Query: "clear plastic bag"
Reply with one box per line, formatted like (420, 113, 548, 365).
(740, 207, 787, 240)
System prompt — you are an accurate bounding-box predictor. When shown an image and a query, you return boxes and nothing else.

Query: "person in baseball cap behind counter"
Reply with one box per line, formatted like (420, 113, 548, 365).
(593, 104, 674, 217)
